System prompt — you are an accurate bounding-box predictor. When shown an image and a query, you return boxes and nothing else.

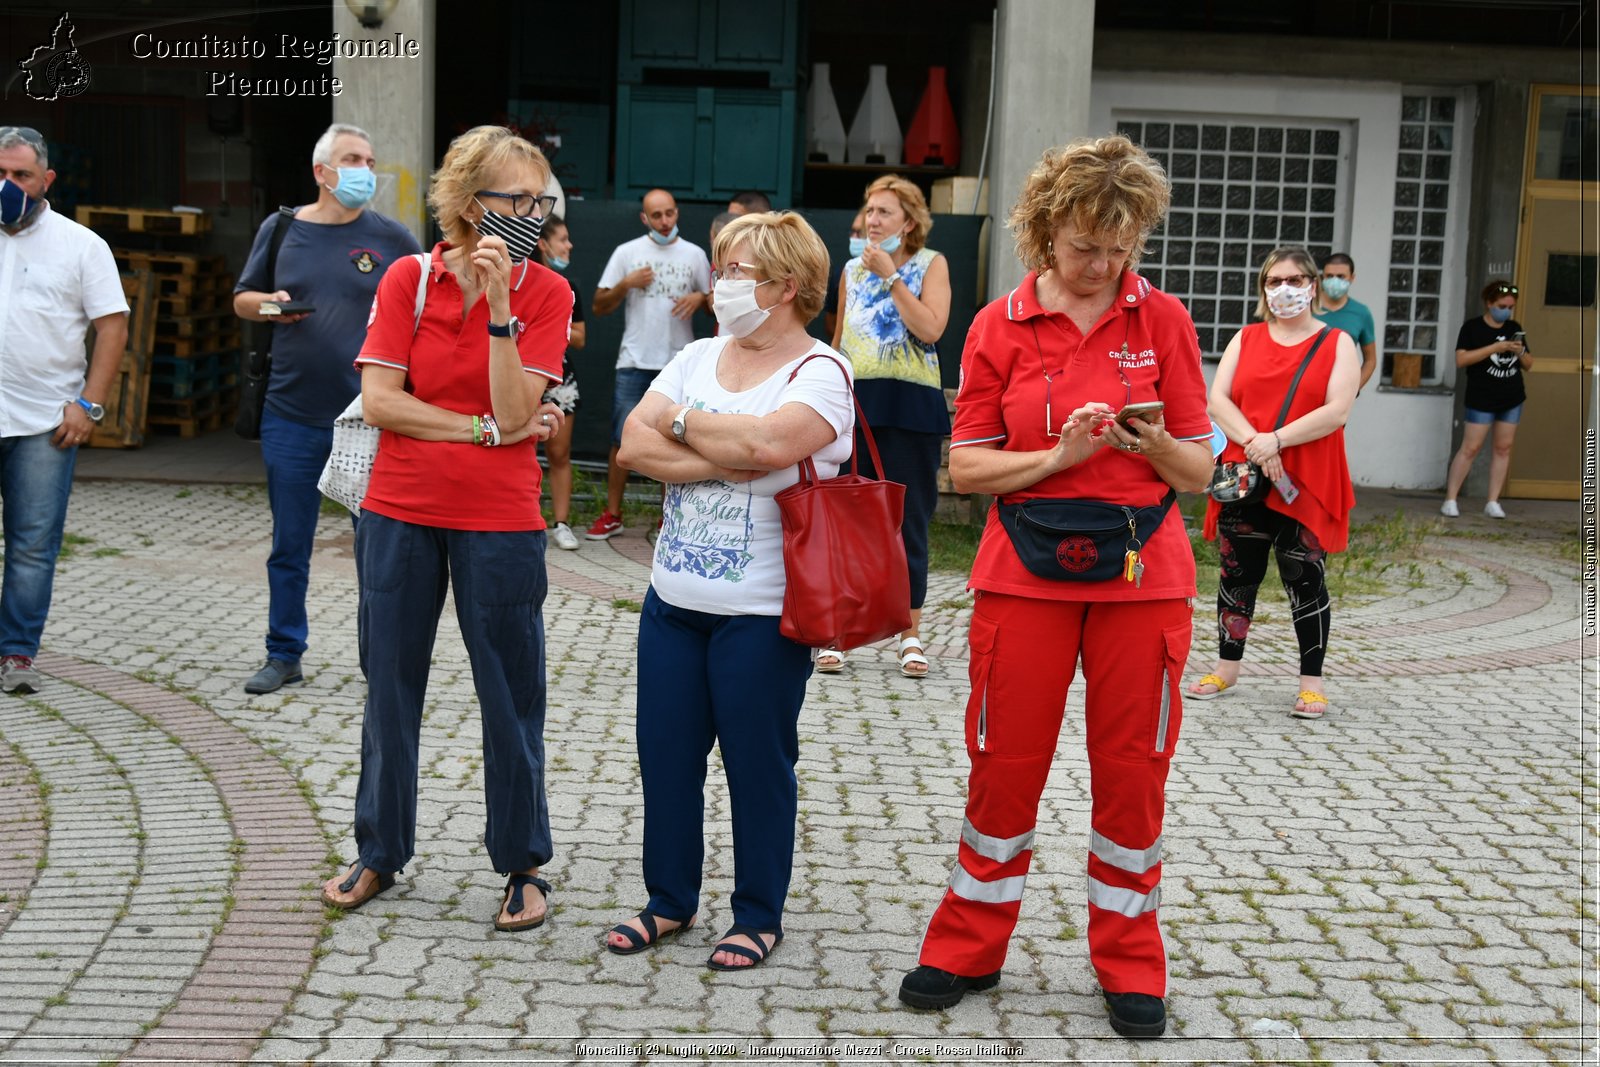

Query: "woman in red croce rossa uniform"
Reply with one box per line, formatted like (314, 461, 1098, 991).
(897, 135, 1213, 1040)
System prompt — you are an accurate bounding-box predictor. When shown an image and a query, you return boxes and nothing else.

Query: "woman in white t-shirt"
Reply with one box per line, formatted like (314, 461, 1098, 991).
(610, 212, 854, 971)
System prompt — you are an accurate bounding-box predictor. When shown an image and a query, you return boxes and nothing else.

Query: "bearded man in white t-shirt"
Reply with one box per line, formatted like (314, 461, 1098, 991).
(587, 188, 711, 540)
(0, 125, 129, 695)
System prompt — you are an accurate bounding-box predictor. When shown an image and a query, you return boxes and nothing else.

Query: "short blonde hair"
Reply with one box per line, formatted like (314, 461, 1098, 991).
(1255, 246, 1320, 321)
(713, 211, 830, 322)
(1009, 135, 1171, 273)
(862, 174, 932, 254)
(427, 126, 551, 245)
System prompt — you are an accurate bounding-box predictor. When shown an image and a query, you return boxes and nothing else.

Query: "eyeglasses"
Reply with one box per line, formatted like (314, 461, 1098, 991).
(476, 191, 558, 219)
(1264, 273, 1314, 290)
(1045, 365, 1131, 439)
(716, 261, 764, 282)
(1493, 284, 1519, 295)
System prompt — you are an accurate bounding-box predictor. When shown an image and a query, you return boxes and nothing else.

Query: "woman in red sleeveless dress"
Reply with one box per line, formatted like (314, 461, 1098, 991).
(1189, 247, 1360, 719)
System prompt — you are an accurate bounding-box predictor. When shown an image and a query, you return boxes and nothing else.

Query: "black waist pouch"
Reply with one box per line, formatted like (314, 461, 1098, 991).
(996, 490, 1177, 582)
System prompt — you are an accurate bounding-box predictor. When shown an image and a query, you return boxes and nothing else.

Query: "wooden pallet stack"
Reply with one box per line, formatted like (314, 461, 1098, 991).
(87, 268, 157, 448)
(80, 205, 241, 439)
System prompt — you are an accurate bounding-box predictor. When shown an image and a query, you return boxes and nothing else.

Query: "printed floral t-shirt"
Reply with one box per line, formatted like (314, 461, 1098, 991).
(646, 337, 857, 616)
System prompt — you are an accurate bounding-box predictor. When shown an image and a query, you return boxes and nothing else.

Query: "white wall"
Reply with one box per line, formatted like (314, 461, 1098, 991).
(1090, 71, 1456, 489)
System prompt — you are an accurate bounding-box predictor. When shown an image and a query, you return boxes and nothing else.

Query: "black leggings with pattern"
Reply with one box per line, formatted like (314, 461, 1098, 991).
(1214, 498, 1331, 676)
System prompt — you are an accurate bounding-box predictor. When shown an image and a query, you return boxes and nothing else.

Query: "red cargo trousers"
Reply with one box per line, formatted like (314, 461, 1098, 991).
(916, 591, 1192, 995)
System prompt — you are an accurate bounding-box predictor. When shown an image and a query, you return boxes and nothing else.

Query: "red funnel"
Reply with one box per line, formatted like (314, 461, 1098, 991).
(904, 66, 960, 168)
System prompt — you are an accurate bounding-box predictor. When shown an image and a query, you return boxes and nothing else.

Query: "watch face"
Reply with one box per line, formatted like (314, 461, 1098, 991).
(89, 403, 105, 422)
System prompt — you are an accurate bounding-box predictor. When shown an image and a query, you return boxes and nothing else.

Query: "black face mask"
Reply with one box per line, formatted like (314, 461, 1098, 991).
(471, 199, 543, 261)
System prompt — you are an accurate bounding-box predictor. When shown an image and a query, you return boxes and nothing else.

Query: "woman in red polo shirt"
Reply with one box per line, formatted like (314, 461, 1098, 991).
(897, 136, 1213, 1040)
(317, 127, 572, 932)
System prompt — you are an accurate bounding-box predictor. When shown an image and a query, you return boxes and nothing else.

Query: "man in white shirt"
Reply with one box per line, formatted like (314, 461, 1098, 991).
(0, 126, 129, 694)
(586, 188, 710, 540)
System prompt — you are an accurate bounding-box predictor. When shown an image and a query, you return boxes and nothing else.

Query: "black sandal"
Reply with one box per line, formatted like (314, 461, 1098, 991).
(494, 873, 552, 932)
(706, 924, 782, 971)
(320, 861, 395, 911)
(606, 910, 696, 955)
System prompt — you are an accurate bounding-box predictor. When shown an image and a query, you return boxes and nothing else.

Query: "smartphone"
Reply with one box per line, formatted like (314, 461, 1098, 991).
(260, 300, 316, 316)
(1114, 401, 1165, 429)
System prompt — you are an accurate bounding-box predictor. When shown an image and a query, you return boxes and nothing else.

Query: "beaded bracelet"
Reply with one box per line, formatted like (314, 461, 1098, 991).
(1273, 431, 1283, 453)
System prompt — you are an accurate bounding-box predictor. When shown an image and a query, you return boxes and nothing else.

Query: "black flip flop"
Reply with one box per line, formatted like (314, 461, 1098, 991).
(706, 924, 783, 971)
(494, 873, 552, 932)
(320, 861, 395, 911)
(607, 910, 695, 955)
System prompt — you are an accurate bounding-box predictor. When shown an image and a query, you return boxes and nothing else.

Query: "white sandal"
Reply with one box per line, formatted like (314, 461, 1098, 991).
(897, 636, 929, 678)
(815, 648, 847, 673)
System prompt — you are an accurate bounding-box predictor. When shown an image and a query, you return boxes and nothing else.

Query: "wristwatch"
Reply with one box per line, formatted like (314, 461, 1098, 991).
(75, 397, 105, 423)
(487, 316, 523, 338)
(671, 406, 691, 443)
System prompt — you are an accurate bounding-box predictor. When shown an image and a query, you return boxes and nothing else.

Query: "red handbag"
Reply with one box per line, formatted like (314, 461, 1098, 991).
(775, 354, 912, 651)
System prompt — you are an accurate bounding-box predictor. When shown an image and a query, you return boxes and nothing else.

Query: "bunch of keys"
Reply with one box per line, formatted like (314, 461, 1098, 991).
(1123, 544, 1145, 588)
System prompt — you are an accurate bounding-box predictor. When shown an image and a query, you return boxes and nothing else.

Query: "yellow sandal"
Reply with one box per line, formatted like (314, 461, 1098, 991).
(1187, 673, 1237, 700)
(1291, 691, 1329, 719)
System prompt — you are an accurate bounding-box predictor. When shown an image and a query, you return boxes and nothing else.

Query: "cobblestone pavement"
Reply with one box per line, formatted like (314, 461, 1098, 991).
(0, 481, 1592, 1065)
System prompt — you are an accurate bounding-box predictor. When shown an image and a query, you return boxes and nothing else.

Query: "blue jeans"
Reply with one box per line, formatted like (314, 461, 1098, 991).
(0, 432, 77, 657)
(611, 367, 657, 444)
(635, 589, 813, 932)
(259, 409, 336, 661)
(353, 512, 552, 875)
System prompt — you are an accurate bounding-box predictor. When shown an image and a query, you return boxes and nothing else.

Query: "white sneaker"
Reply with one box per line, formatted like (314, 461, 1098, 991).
(551, 522, 580, 550)
(1440, 499, 1459, 517)
(1484, 501, 1506, 519)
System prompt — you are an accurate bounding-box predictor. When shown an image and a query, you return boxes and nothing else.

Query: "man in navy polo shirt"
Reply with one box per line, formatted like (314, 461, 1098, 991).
(233, 123, 419, 694)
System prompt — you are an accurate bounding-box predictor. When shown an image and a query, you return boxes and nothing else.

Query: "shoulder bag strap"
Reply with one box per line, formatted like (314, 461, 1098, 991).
(1272, 326, 1332, 430)
(411, 252, 429, 334)
(785, 351, 883, 487)
(265, 206, 296, 295)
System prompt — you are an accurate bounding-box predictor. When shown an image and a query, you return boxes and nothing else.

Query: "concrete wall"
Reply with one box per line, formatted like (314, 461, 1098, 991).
(332, 0, 435, 246)
(987, 0, 1094, 299)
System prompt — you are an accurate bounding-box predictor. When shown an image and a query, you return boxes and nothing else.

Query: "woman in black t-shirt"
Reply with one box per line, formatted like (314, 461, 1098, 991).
(1441, 279, 1532, 519)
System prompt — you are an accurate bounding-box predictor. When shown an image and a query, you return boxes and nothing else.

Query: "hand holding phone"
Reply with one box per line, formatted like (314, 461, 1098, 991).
(1114, 401, 1165, 429)
(260, 300, 316, 316)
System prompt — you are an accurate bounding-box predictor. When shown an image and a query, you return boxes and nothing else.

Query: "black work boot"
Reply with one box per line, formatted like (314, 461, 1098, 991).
(898, 965, 1001, 1010)
(1104, 990, 1167, 1037)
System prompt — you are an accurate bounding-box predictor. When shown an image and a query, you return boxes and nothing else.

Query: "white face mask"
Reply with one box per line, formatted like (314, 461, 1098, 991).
(1267, 282, 1314, 319)
(713, 277, 774, 338)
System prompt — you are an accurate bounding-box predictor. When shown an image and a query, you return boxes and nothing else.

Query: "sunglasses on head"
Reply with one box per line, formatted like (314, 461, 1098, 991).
(1494, 284, 1518, 295)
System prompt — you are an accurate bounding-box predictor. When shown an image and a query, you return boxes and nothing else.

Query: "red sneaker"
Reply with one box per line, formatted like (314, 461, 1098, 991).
(585, 512, 624, 540)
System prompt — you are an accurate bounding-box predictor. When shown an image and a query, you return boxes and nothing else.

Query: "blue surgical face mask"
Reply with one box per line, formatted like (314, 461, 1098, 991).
(1320, 276, 1351, 301)
(0, 178, 40, 227)
(325, 165, 375, 209)
(878, 233, 902, 255)
(546, 255, 569, 272)
(648, 224, 678, 245)
(1489, 306, 1512, 323)
(849, 236, 868, 257)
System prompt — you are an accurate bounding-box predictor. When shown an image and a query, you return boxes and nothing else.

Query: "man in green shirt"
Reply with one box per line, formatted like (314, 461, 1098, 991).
(1315, 253, 1377, 390)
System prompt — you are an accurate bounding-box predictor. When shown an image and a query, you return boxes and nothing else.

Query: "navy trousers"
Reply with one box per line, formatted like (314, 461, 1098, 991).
(353, 511, 552, 875)
(635, 589, 813, 932)
(850, 424, 943, 611)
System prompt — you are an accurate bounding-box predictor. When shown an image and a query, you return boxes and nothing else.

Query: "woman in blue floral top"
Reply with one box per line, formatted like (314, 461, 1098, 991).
(829, 174, 952, 677)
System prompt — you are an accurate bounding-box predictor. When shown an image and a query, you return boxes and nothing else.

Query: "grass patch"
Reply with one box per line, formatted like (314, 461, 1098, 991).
(928, 520, 983, 573)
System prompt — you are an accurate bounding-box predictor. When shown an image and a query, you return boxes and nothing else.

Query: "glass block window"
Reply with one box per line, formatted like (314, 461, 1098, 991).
(1386, 94, 1460, 382)
(1115, 117, 1348, 356)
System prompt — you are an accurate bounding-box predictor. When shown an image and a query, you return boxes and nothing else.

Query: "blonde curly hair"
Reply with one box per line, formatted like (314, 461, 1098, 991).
(1009, 135, 1171, 273)
(427, 126, 551, 246)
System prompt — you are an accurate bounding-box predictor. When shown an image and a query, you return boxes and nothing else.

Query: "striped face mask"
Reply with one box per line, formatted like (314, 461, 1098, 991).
(472, 199, 543, 262)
